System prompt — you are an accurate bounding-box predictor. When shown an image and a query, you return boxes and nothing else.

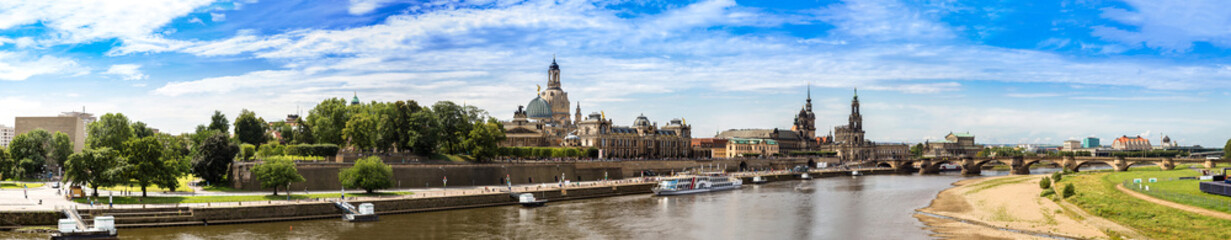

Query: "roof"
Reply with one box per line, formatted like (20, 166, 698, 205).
(716, 129, 801, 140)
(949, 132, 975, 138)
(526, 96, 552, 119)
(730, 138, 777, 145)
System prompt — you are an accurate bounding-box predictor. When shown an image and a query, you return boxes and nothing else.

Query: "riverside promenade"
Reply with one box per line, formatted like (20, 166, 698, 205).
(0, 167, 894, 230)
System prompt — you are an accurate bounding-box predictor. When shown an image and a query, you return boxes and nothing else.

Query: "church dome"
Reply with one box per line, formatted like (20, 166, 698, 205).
(633, 114, 651, 127)
(526, 96, 552, 119)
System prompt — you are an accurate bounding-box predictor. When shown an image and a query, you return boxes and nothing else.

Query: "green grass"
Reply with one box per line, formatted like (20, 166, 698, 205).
(1063, 165, 1231, 239)
(1115, 167, 1231, 213)
(201, 185, 246, 192)
(72, 191, 414, 204)
(0, 182, 45, 189)
(430, 153, 473, 162)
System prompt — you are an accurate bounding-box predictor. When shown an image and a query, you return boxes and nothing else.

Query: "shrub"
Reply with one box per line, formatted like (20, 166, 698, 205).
(1040, 188, 1055, 197)
(1051, 172, 1063, 182)
(339, 156, 393, 193)
(239, 144, 256, 161)
(1062, 183, 1076, 198)
(1039, 177, 1051, 189)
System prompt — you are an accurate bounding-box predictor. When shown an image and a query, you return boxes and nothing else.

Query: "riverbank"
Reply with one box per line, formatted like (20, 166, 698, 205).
(1, 167, 895, 231)
(916, 175, 1141, 239)
(1065, 167, 1231, 239)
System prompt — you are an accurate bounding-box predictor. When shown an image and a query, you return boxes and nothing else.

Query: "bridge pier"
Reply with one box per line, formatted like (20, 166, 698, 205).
(891, 161, 915, 173)
(1060, 156, 1079, 172)
(1159, 158, 1175, 171)
(960, 157, 981, 176)
(918, 160, 939, 174)
(1007, 157, 1031, 175)
(1112, 157, 1130, 172)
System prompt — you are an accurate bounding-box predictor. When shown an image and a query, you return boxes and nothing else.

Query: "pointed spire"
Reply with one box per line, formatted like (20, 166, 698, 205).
(807, 82, 811, 100)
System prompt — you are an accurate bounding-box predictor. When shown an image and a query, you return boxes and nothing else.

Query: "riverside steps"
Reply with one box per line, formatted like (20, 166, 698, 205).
(1, 167, 896, 230)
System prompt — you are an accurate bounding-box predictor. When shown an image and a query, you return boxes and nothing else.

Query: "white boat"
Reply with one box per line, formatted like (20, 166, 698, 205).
(751, 176, 768, 184)
(518, 193, 547, 207)
(800, 173, 813, 180)
(851, 171, 862, 176)
(653, 174, 743, 196)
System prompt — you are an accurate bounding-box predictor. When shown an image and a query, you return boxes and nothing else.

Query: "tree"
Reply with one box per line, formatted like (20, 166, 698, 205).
(64, 148, 124, 197)
(123, 137, 174, 197)
(909, 143, 924, 158)
(239, 144, 256, 161)
(1051, 172, 1063, 182)
(193, 133, 238, 185)
(87, 113, 134, 151)
(0, 146, 11, 180)
(339, 157, 393, 194)
(131, 121, 155, 138)
(432, 101, 475, 154)
(307, 98, 350, 146)
(1039, 177, 1051, 189)
(407, 110, 439, 155)
(234, 109, 268, 147)
(293, 121, 314, 144)
(9, 129, 51, 179)
(251, 158, 304, 196)
(209, 110, 230, 134)
(463, 118, 506, 162)
(343, 112, 378, 151)
(1224, 139, 1231, 160)
(51, 132, 73, 167)
(156, 133, 192, 184)
(1062, 183, 1076, 198)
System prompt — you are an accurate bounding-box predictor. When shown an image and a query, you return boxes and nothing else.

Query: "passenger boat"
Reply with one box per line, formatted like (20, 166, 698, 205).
(653, 173, 743, 196)
(800, 173, 813, 180)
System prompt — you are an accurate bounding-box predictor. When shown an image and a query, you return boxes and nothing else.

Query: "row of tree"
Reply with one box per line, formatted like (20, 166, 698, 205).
(0, 130, 72, 180)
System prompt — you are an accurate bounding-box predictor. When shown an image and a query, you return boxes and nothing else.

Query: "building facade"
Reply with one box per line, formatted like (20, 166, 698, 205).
(923, 132, 983, 158)
(1063, 140, 1081, 150)
(715, 85, 816, 153)
(690, 138, 729, 159)
(574, 113, 691, 159)
(15, 116, 87, 153)
(725, 138, 779, 158)
(1111, 135, 1151, 150)
(501, 106, 553, 147)
(1081, 137, 1100, 149)
(0, 124, 13, 148)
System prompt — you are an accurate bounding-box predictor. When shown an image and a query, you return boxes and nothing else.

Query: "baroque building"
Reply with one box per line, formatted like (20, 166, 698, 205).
(716, 84, 817, 153)
(815, 89, 909, 161)
(502, 58, 693, 159)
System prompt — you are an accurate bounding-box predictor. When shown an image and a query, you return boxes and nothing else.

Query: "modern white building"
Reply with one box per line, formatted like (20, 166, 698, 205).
(0, 124, 13, 148)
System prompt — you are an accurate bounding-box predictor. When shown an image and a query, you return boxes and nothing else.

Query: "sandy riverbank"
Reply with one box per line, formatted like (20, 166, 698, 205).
(915, 175, 1142, 240)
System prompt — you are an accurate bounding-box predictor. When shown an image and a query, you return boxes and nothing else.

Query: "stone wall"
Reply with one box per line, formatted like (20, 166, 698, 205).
(0, 211, 61, 230)
(231, 157, 836, 191)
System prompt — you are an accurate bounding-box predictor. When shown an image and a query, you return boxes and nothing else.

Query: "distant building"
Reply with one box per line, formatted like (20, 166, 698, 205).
(0, 124, 13, 148)
(725, 138, 778, 158)
(1158, 135, 1177, 149)
(350, 92, 361, 106)
(1081, 137, 1100, 149)
(923, 132, 983, 158)
(813, 89, 910, 161)
(502, 106, 552, 147)
(1111, 135, 1151, 150)
(15, 116, 88, 153)
(717, 128, 807, 153)
(1063, 140, 1081, 150)
(690, 138, 729, 159)
(573, 113, 691, 159)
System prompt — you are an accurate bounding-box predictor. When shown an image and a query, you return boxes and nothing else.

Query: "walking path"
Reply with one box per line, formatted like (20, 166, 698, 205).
(1114, 183, 1231, 221)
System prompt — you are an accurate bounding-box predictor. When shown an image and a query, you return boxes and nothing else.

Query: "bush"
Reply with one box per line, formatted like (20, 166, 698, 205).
(1039, 177, 1051, 189)
(1062, 183, 1076, 198)
(1040, 188, 1055, 197)
(240, 144, 256, 161)
(1051, 172, 1063, 182)
(256, 143, 284, 157)
(339, 156, 393, 193)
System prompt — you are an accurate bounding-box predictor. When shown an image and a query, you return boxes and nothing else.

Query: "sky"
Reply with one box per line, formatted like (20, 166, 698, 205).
(0, 0, 1229, 147)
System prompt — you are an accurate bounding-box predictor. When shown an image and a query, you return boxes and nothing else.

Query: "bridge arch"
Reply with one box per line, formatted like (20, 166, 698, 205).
(876, 162, 892, 168)
(1070, 160, 1113, 172)
(739, 161, 748, 171)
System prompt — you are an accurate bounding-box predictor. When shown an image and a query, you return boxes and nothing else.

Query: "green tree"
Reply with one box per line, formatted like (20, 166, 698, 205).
(909, 143, 924, 157)
(432, 101, 475, 154)
(193, 133, 238, 185)
(9, 129, 51, 179)
(234, 109, 268, 147)
(0, 147, 11, 180)
(131, 121, 155, 138)
(293, 121, 314, 144)
(239, 144, 256, 161)
(343, 112, 378, 151)
(86, 113, 134, 151)
(251, 158, 304, 196)
(209, 110, 230, 134)
(51, 132, 73, 167)
(123, 137, 174, 197)
(64, 148, 124, 197)
(156, 133, 192, 181)
(339, 157, 393, 193)
(307, 98, 350, 146)
(463, 118, 506, 162)
(1062, 183, 1076, 198)
(1039, 177, 1051, 189)
(407, 110, 439, 155)
(1224, 139, 1231, 160)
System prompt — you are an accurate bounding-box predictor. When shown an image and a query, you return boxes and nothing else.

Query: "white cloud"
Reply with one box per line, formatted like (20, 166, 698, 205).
(0, 52, 81, 81)
(0, 0, 216, 49)
(1006, 93, 1061, 98)
(103, 64, 149, 80)
(348, 0, 395, 15)
(817, 0, 953, 41)
(1092, 0, 1231, 52)
(210, 12, 226, 22)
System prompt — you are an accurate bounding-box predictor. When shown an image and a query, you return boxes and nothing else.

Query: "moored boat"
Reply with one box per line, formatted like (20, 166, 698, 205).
(751, 176, 768, 184)
(653, 173, 743, 196)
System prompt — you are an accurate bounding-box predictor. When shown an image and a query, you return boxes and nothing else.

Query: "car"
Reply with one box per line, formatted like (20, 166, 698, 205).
(51, 182, 60, 188)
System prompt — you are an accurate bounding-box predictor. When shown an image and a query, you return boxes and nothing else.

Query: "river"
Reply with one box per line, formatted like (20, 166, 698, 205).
(6, 168, 1081, 239)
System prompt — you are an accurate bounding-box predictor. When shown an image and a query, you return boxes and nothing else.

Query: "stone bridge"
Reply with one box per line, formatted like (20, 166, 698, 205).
(865, 156, 1225, 175)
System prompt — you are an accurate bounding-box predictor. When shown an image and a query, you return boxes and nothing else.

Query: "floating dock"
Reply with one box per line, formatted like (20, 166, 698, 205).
(334, 202, 378, 222)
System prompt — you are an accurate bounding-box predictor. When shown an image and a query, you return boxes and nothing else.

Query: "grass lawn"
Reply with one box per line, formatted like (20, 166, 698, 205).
(430, 153, 473, 162)
(0, 182, 45, 189)
(1063, 165, 1231, 239)
(1111, 166, 1231, 213)
(72, 191, 414, 204)
(101, 176, 197, 193)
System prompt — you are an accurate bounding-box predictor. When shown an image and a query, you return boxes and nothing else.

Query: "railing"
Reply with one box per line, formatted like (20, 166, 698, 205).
(1123, 179, 1231, 213)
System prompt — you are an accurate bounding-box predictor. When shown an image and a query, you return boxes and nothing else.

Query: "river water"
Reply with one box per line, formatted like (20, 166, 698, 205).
(7, 169, 1077, 240)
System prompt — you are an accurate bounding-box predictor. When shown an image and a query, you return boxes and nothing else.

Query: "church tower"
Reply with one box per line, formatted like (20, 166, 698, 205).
(792, 83, 816, 139)
(538, 56, 571, 124)
(547, 57, 561, 89)
(848, 88, 864, 143)
(574, 102, 582, 126)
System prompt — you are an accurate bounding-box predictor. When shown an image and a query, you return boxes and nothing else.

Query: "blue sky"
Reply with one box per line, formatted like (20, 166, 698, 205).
(1, 0, 1229, 146)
